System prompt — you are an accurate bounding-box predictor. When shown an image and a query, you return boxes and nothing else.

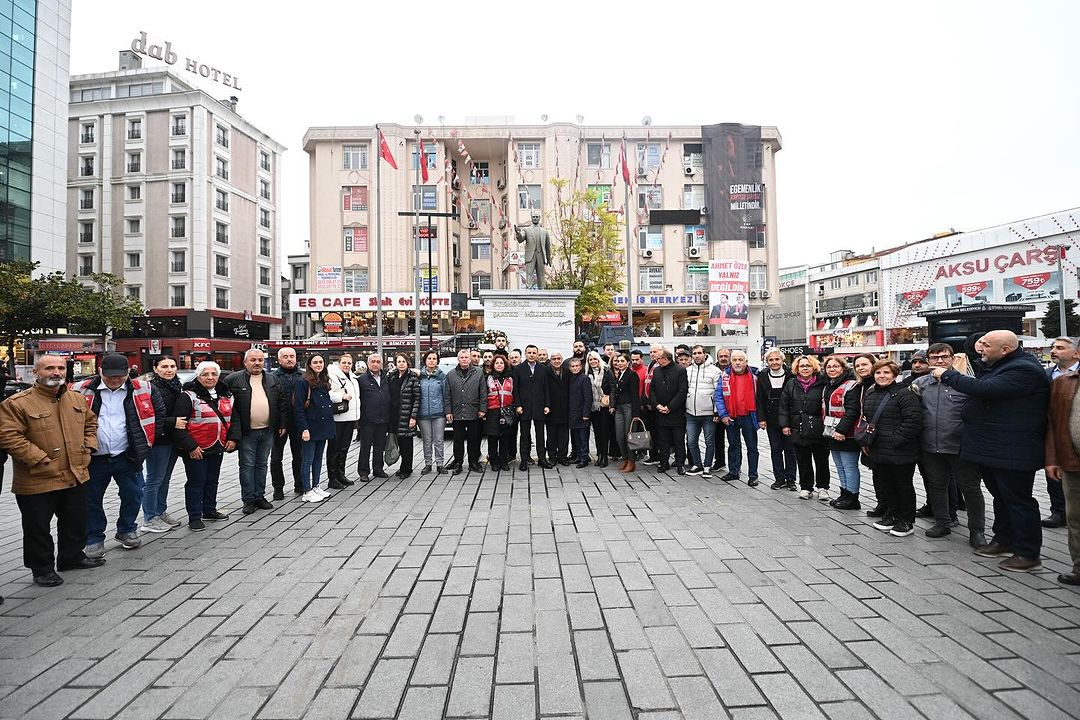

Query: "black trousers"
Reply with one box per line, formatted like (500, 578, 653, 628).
(546, 421, 570, 462)
(328, 421, 354, 482)
(507, 419, 519, 460)
(655, 423, 686, 468)
(920, 451, 984, 530)
(796, 443, 831, 490)
(519, 413, 547, 460)
(271, 430, 303, 492)
(980, 465, 1041, 559)
(452, 419, 482, 466)
(357, 423, 388, 475)
(590, 410, 611, 460)
(16, 483, 88, 575)
(872, 462, 917, 523)
(395, 433, 415, 474)
(487, 429, 514, 467)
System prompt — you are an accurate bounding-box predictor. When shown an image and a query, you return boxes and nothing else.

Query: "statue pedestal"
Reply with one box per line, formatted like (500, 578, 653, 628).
(480, 290, 580, 352)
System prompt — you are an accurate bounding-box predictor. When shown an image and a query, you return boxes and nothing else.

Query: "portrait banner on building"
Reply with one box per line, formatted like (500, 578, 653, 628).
(708, 259, 749, 330)
(702, 123, 763, 242)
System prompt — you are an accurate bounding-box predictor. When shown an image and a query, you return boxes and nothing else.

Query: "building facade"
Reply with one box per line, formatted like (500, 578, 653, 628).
(766, 265, 810, 353)
(300, 122, 782, 355)
(66, 56, 286, 370)
(807, 251, 884, 356)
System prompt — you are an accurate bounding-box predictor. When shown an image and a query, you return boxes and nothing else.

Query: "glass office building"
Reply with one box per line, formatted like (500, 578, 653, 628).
(0, 0, 36, 263)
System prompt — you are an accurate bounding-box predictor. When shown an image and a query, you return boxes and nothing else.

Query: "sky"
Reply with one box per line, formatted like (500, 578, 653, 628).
(69, 0, 1080, 271)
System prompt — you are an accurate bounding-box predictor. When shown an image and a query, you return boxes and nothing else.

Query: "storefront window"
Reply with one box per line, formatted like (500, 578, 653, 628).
(672, 311, 710, 337)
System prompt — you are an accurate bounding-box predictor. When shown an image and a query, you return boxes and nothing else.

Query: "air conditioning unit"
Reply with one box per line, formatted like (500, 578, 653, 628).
(496, 179, 506, 191)
(468, 221, 478, 230)
(640, 249, 654, 259)
(687, 246, 702, 259)
(636, 168, 649, 179)
(684, 166, 695, 176)
(749, 291, 759, 300)
(699, 206, 709, 216)
(761, 290, 771, 299)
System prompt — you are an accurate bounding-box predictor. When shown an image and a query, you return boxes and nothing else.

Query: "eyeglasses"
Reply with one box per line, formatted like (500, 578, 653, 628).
(926, 354, 952, 361)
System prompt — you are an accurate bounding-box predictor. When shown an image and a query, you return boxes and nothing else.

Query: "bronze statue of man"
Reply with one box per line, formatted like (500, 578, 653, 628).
(515, 211, 552, 289)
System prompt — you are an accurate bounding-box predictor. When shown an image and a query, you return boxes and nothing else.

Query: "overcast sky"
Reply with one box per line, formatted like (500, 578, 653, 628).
(69, 0, 1079, 270)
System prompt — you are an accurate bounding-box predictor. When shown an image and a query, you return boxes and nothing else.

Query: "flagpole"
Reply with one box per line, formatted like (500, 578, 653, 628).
(413, 129, 422, 368)
(375, 124, 384, 355)
(623, 137, 634, 335)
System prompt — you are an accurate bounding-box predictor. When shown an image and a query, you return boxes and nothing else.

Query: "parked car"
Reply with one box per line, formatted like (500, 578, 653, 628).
(2, 381, 31, 399)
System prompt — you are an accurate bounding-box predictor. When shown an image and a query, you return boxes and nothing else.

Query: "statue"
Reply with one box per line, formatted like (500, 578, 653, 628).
(514, 211, 553, 289)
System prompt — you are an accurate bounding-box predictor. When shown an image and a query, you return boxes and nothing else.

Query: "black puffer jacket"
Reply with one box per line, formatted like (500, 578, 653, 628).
(860, 381, 923, 465)
(391, 369, 421, 436)
(779, 373, 828, 447)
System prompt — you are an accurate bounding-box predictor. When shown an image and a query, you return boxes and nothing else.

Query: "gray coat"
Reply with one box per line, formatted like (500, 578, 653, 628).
(446, 365, 486, 421)
(911, 374, 967, 455)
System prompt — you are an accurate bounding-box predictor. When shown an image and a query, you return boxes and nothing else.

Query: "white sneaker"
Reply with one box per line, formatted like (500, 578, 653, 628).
(302, 491, 325, 503)
(140, 516, 171, 534)
(313, 486, 330, 498)
(159, 512, 183, 527)
(816, 489, 831, 502)
(798, 489, 812, 499)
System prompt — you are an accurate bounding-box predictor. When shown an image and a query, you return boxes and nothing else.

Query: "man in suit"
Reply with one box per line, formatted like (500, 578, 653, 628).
(1044, 336, 1079, 528)
(545, 352, 571, 464)
(649, 350, 689, 474)
(515, 211, 552, 289)
(709, 294, 730, 320)
(513, 344, 552, 470)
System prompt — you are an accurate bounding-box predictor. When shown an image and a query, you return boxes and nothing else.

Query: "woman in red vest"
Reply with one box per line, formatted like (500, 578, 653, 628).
(481, 353, 516, 472)
(173, 361, 240, 531)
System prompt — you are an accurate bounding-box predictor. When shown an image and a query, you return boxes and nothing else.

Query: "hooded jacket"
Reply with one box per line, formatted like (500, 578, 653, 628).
(685, 356, 720, 417)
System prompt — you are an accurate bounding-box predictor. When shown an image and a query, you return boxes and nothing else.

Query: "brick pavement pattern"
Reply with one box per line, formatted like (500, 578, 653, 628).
(1, 431, 1079, 719)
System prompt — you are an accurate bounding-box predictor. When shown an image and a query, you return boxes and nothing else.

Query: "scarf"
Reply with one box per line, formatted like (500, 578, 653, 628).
(727, 370, 756, 418)
(796, 374, 814, 392)
(159, 376, 183, 396)
(587, 366, 605, 411)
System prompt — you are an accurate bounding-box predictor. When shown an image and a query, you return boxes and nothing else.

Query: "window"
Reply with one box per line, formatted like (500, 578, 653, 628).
(518, 142, 540, 169)
(865, 270, 877, 284)
(587, 184, 612, 208)
(259, 237, 271, 258)
(750, 265, 767, 291)
(215, 189, 229, 212)
(78, 255, 94, 276)
(71, 86, 110, 103)
(170, 285, 186, 307)
(260, 179, 271, 200)
(117, 82, 164, 98)
(170, 250, 186, 273)
(686, 270, 708, 293)
(682, 184, 705, 210)
(342, 186, 369, 211)
(469, 162, 490, 185)
(343, 227, 369, 253)
(215, 254, 229, 278)
(293, 265, 305, 282)
(471, 236, 491, 260)
(684, 225, 707, 247)
(80, 123, 95, 144)
(126, 218, 141, 234)
(171, 183, 186, 204)
(171, 216, 186, 238)
(79, 222, 93, 243)
(126, 152, 141, 173)
(470, 273, 491, 298)
(410, 185, 437, 211)
(215, 221, 228, 244)
(414, 226, 438, 253)
(126, 252, 141, 268)
(172, 149, 186, 170)
(637, 143, 661, 170)
(748, 227, 765, 249)
(259, 266, 271, 286)
(638, 185, 662, 210)
(344, 267, 369, 292)
(517, 185, 541, 210)
(829, 278, 841, 290)
(260, 209, 271, 229)
(80, 189, 94, 210)
(259, 296, 271, 315)
(587, 142, 611, 169)
(215, 288, 229, 309)
(260, 151, 271, 172)
(411, 141, 437, 170)
(80, 157, 94, 176)
(638, 225, 662, 250)
(127, 118, 142, 140)
(469, 200, 491, 226)
(215, 125, 229, 148)
(216, 157, 229, 181)
(847, 274, 859, 287)
(128, 185, 141, 201)
(171, 115, 187, 137)
(342, 145, 368, 170)
(126, 286, 140, 301)
(683, 143, 703, 168)
(639, 266, 664, 292)
(745, 142, 763, 169)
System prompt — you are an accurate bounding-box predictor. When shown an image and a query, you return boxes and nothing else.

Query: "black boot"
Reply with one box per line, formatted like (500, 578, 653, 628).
(830, 488, 850, 507)
(835, 492, 860, 510)
(596, 453, 608, 468)
(865, 502, 885, 517)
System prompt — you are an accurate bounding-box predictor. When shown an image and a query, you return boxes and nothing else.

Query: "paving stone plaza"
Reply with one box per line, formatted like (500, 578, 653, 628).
(0, 434, 1078, 719)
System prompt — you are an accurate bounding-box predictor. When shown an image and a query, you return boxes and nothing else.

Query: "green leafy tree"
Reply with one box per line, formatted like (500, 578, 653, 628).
(68, 272, 145, 348)
(542, 178, 626, 325)
(1040, 299, 1080, 338)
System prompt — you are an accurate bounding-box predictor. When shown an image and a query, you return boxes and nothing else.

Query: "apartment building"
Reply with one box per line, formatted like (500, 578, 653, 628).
(807, 251, 884, 355)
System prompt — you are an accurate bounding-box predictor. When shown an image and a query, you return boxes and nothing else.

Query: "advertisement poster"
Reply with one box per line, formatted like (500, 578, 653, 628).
(315, 265, 343, 292)
(702, 124, 763, 242)
(944, 280, 994, 308)
(894, 289, 937, 313)
(1004, 271, 1060, 303)
(708, 259, 749, 332)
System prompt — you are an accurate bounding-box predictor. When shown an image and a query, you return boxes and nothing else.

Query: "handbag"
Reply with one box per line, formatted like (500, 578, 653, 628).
(331, 378, 350, 414)
(853, 393, 890, 448)
(822, 415, 841, 438)
(627, 417, 651, 452)
(384, 432, 400, 466)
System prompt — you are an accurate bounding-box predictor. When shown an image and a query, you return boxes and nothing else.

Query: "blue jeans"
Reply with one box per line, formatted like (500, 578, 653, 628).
(239, 428, 273, 503)
(765, 424, 796, 482)
(301, 439, 327, 492)
(183, 453, 224, 521)
(725, 416, 759, 479)
(832, 449, 861, 494)
(86, 455, 143, 544)
(143, 444, 179, 521)
(685, 414, 716, 469)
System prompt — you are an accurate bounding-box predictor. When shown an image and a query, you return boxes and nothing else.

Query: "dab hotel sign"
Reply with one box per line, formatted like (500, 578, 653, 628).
(130, 31, 242, 90)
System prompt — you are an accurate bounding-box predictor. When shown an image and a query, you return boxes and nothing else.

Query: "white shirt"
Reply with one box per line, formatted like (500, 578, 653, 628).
(1052, 361, 1079, 380)
(96, 383, 129, 456)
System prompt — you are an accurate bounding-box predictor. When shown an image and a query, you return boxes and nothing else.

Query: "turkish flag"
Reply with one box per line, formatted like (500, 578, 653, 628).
(378, 130, 398, 170)
(620, 138, 631, 187)
(419, 140, 429, 183)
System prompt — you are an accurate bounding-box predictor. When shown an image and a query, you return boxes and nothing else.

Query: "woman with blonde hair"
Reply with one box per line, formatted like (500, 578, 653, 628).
(779, 355, 831, 501)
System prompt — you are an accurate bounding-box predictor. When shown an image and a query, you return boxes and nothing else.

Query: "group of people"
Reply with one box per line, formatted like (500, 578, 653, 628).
(1, 327, 1078, 590)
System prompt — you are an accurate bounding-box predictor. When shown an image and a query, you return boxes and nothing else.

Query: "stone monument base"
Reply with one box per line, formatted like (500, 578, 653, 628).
(479, 289, 580, 354)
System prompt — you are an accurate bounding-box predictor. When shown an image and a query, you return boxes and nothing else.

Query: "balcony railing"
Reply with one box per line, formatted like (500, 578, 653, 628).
(79, 232, 93, 243)
(171, 227, 186, 238)
(79, 199, 93, 210)
(127, 162, 141, 173)
(128, 129, 142, 140)
(172, 159, 186, 170)
(171, 125, 186, 136)
(80, 133, 94, 143)
(80, 166, 94, 177)
(216, 232, 228, 244)
(171, 193, 186, 204)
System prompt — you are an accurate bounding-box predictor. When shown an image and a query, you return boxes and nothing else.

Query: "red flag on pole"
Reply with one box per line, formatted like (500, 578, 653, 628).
(620, 138, 631, 186)
(379, 130, 398, 169)
(419, 140, 429, 183)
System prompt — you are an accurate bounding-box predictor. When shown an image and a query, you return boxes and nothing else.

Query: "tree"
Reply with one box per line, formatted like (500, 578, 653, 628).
(1040, 299, 1080, 338)
(67, 272, 145, 347)
(542, 178, 626, 325)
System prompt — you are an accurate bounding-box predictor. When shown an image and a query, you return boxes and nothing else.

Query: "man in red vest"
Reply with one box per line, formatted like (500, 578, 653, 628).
(72, 353, 165, 559)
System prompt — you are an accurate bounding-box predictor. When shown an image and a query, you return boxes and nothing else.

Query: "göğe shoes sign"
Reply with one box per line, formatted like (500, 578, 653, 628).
(130, 32, 243, 90)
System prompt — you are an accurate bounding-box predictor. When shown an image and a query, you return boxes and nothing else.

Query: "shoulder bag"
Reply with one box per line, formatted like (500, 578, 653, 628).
(332, 378, 350, 415)
(853, 392, 890, 448)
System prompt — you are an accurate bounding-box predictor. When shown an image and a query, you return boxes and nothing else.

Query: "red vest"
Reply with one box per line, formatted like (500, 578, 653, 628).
(73, 378, 156, 446)
(824, 380, 858, 418)
(184, 391, 233, 449)
(486, 375, 514, 409)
